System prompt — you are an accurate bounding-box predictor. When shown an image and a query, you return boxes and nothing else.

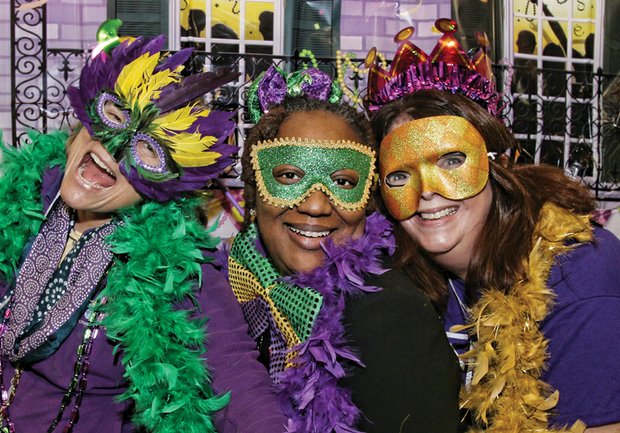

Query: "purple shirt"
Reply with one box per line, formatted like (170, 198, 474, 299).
(0, 262, 285, 433)
(0, 283, 132, 433)
(0, 168, 285, 433)
(542, 227, 620, 427)
(444, 227, 620, 428)
(203, 259, 286, 433)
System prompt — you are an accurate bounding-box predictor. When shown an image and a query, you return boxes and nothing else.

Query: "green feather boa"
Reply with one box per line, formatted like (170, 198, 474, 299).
(0, 130, 67, 281)
(0, 131, 228, 433)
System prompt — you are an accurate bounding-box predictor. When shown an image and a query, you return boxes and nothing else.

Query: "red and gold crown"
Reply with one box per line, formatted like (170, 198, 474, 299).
(365, 19, 500, 116)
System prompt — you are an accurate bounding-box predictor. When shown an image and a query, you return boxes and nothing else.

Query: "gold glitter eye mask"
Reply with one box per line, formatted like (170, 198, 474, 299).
(379, 115, 489, 220)
(251, 138, 376, 211)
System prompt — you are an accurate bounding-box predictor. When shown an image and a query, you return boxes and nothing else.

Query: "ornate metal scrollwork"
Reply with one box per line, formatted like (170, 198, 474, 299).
(11, 1, 46, 144)
(8, 6, 620, 200)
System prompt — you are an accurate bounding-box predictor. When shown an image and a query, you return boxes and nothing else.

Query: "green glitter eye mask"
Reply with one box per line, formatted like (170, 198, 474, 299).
(251, 138, 376, 211)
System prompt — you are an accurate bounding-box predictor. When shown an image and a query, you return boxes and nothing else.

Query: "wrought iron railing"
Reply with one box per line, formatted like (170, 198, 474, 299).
(8, 1, 620, 201)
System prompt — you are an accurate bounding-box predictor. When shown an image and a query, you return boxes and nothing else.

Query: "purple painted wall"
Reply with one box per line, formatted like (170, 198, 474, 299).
(46, 0, 107, 50)
(1, 0, 12, 138)
(339, 0, 452, 59)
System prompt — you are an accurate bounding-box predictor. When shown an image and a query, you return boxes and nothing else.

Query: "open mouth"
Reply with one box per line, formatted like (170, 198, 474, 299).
(418, 207, 458, 221)
(78, 152, 117, 189)
(287, 225, 333, 238)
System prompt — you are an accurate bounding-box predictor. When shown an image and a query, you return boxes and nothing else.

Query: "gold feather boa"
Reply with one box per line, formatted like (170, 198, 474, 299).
(457, 203, 592, 433)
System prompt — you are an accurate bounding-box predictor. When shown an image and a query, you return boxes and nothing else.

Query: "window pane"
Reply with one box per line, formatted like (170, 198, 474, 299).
(212, 1, 241, 40)
(573, 0, 595, 20)
(245, 2, 274, 41)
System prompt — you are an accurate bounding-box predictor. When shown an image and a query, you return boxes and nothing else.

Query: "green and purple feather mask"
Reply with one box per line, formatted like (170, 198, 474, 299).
(68, 35, 239, 202)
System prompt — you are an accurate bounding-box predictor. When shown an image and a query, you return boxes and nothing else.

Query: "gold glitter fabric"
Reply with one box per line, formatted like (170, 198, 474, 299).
(228, 256, 302, 351)
(251, 138, 376, 211)
(379, 115, 489, 220)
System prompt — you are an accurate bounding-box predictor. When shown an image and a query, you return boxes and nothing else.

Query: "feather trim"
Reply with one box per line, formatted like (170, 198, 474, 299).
(102, 198, 229, 433)
(0, 131, 66, 281)
(457, 203, 591, 433)
(0, 132, 227, 433)
(277, 212, 395, 433)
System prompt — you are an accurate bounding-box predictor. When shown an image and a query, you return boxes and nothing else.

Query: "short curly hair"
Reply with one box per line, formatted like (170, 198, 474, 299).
(241, 96, 375, 227)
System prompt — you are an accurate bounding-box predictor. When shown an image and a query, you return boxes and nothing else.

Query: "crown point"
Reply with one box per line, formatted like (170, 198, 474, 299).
(394, 27, 415, 43)
(365, 47, 377, 68)
(435, 18, 458, 34)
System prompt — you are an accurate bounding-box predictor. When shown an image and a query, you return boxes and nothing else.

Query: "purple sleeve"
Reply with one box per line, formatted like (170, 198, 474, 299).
(542, 228, 620, 428)
(199, 261, 286, 433)
(41, 166, 63, 211)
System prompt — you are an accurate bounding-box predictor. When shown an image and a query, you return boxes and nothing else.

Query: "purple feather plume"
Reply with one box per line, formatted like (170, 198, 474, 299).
(68, 36, 168, 124)
(154, 47, 193, 73)
(187, 110, 237, 146)
(155, 67, 240, 114)
(276, 212, 395, 433)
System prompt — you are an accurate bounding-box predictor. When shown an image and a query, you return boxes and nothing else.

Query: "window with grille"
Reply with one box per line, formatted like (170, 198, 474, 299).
(283, 0, 340, 59)
(170, 0, 281, 78)
(508, 0, 598, 178)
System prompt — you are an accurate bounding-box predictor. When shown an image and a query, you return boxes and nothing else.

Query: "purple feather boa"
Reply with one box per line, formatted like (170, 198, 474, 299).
(276, 212, 395, 433)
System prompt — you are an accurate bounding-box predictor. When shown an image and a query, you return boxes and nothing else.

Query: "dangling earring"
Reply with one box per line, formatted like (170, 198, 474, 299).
(248, 208, 256, 222)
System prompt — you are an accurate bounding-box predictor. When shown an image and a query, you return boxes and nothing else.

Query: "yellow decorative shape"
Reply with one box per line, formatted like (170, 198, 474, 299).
(228, 256, 301, 351)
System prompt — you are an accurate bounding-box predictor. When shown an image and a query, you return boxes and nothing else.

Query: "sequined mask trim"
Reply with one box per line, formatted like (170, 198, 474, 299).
(251, 138, 376, 211)
(379, 115, 489, 220)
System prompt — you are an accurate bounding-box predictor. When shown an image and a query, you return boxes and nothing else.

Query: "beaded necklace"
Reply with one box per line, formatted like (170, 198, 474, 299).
(0, 131, 226, 433)
(0, 297, 105, 433)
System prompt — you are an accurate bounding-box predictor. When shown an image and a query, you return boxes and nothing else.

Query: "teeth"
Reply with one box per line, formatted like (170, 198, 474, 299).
(288, 226, 331, 238)
(419, 207, 457, 220)
(90, 152, 115, 178)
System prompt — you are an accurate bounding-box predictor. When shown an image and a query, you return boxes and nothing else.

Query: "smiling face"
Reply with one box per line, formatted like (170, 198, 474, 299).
(379, 116, 489, 221)
(254, 110, 371, 275)
(60, 127, 142, 227)
(379, 115, 493, 278)
(400, 183, 492, 279)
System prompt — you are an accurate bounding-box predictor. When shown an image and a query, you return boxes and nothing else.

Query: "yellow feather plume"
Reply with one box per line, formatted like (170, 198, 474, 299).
(171, 151, 221, 167)
(165, 132, 219, 167)
(461, 203, 592, 433)
(152, 105, 201, 133)
(115, 52, 160, 103)
(134, 66, 183, 110)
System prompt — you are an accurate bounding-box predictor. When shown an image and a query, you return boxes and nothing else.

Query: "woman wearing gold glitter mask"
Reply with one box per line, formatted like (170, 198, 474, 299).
(218, 64, 461, 433)
(372, 88, 620, 433)
(364, 19, 620, 432)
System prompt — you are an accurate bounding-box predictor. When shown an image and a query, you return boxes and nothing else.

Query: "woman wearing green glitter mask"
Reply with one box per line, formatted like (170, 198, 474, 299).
(220, 65, 460, 433)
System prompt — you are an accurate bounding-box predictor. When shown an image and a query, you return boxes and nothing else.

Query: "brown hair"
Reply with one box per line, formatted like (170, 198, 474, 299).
(371, 90, 595, 310)
(241, 95, 376, 228)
